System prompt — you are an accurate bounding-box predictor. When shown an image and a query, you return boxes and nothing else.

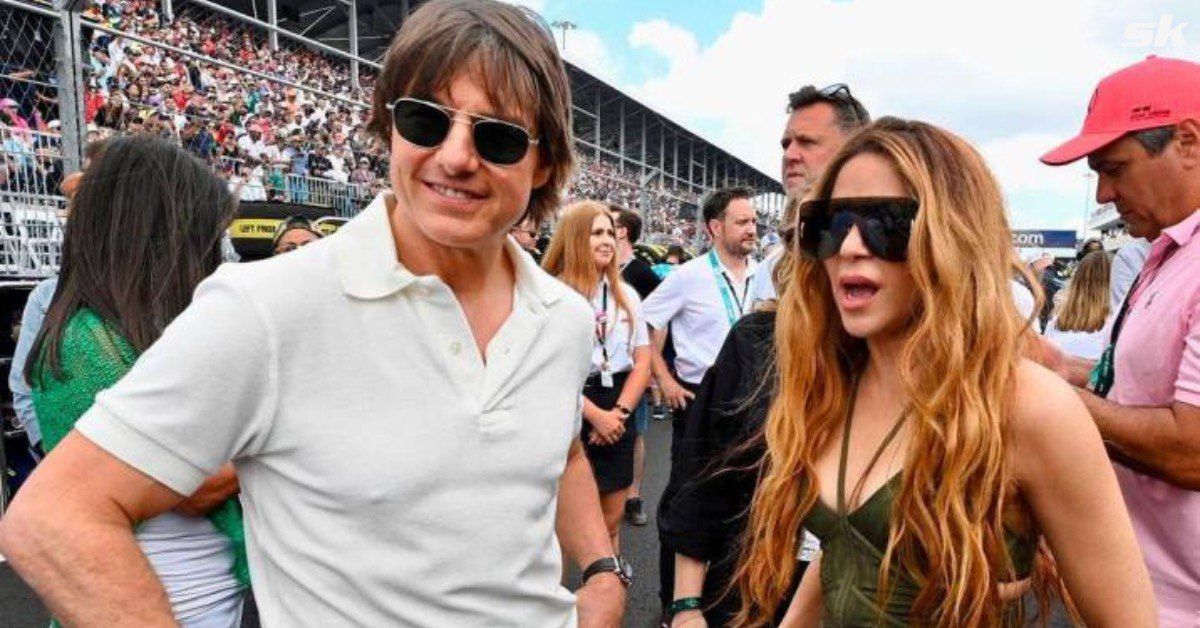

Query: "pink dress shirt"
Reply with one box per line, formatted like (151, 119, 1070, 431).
(1110, 207, 1200, 626)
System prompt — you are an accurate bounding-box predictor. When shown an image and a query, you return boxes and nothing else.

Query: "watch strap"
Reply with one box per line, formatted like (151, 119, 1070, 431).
(581, 556, 630, 586)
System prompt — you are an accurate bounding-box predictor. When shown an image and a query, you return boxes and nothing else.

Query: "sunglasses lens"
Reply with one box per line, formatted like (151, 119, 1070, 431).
(818, 212, 857, 260)
(474, 120, 531, 165)
(857, 217, 901, 261)
(393, 99, 450, 148)
(796, 198, 916, 261)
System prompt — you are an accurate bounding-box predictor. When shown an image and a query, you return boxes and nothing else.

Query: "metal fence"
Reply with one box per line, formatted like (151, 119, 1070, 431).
(0, 0, 390, 282)
(0, 124, 66, 278)
(0, 1, 60, 127)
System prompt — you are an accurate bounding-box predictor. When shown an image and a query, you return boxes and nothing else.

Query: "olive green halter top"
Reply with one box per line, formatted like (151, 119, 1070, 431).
(802, 405, 1036, 626)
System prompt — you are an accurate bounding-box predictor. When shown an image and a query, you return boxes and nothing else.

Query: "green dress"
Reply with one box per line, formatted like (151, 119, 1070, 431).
(802, 407, 1035, 627)
(31, 308, 250, 586)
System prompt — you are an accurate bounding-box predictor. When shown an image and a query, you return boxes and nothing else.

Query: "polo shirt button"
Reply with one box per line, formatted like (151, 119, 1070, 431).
(449, 341, 462, 355)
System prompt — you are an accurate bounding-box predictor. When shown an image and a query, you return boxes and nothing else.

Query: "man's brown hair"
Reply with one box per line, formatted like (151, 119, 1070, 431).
(368, 0, 575, 224)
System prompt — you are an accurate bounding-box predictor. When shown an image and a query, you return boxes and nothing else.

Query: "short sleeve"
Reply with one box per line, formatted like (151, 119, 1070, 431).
(626, 285, 650, 348)
(75, 268, 279, 495)
(1174, 297, 1200, 407)
(641, 267, 686, 331)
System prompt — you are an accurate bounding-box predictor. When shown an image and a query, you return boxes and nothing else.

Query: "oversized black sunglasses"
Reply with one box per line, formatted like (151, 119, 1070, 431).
(797, 197, 919, 262)
(387, 97, 539, 166)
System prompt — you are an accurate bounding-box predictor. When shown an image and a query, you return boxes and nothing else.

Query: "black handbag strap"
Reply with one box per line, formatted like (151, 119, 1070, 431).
(1109, 274, 1142, 346)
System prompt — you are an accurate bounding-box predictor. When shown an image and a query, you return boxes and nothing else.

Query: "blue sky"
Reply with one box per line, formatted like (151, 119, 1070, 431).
(513, 0, 1200, 234)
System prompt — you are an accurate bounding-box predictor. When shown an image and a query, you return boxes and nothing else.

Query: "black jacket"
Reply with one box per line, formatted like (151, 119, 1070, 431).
(659, 310, 789, 625)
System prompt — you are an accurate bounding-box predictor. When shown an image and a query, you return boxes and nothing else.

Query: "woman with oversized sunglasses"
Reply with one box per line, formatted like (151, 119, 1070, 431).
(733, 118, 1154, 627)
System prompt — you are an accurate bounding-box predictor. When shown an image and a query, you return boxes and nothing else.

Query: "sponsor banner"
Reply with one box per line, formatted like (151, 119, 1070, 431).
(1011, 230, 1076, 249)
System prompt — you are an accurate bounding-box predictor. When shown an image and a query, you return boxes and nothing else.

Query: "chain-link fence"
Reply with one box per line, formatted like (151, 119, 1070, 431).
(0, 1, 61, 128)
(0, 2, 67, 279)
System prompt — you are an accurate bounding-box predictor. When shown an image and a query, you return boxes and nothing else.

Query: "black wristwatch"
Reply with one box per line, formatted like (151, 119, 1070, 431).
(581, 556, 633, 587)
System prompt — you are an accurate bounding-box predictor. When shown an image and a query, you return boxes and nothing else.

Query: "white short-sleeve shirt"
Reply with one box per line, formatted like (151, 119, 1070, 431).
(641, 251, 757, 385)
(748, 247, 782, 307)
(588, 278, 649, 375)
(76, 193, 594, 627)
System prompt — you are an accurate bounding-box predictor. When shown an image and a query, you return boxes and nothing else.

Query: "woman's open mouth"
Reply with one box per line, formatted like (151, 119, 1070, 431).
(837, 274, 880, 311)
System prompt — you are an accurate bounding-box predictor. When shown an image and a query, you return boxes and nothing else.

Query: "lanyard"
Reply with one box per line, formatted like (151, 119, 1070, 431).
(595, 282, 611, 368)
(707, 250, 747, 326)
(1092, 241, 1176, 397)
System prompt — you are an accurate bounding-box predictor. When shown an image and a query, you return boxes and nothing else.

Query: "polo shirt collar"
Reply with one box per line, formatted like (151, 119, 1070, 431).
(1158, 207, 1200, 250)
(333, 193, 568, 308)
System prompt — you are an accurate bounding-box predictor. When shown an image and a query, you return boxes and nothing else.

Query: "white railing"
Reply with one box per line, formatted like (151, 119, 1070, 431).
(0, 125, 67, 278)
(257, 173, 375, 217)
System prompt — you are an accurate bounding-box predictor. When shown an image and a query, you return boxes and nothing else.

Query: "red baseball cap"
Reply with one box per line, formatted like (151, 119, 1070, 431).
(1041, 56, 1200, 165)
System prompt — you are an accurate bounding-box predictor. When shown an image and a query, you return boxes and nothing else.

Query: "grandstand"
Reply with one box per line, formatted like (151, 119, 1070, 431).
(1086, 202, 1135, 250)
(1, 0, 783, 266)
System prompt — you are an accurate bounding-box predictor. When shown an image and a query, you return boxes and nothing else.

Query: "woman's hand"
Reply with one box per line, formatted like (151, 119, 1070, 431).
(670, 609, 707, 628)
(175, 463, 239, 517)
(589, 409, 626, 445)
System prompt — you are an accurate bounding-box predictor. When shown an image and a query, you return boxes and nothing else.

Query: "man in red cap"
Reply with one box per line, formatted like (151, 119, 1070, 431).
(1042, 55, 1200, 627)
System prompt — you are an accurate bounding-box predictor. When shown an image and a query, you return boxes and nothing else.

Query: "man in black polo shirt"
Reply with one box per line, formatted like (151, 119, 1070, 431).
(611, 206, 661, 526)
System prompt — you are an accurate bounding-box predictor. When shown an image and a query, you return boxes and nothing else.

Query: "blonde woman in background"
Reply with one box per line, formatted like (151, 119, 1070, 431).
(1044, 251, 1113, 360)
(543, 201, 652, 554)
(733, 118, 1154, 627)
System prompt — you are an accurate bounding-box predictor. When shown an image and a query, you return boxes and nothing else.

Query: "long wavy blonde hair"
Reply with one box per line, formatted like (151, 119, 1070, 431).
(1055, 250, 1111, 333)
(734, 117, 1055, 627)
(542, 200, 634, 327)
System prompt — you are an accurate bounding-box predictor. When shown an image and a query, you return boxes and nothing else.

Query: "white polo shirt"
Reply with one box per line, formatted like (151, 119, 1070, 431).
(642, 251, 757, 385)
(76, 193, 594, 627)
(588, 278, 649, 375)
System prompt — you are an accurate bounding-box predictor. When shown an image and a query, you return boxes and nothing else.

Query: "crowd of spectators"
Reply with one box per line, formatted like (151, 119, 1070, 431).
(73, 0, 387, 209)
(2, 0, 733, 239)
(567, 156, 700, 245)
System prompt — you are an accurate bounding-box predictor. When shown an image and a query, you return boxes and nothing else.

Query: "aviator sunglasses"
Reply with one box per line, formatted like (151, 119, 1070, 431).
(797, 197, 919, 262)
(387, 97, 539, 166)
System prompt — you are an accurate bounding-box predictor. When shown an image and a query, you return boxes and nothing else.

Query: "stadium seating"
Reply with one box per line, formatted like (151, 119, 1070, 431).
(5, 0, 702, 241)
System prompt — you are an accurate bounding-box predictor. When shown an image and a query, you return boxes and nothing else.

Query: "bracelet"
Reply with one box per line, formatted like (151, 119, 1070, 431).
(669, 597, 702, 615)
(614, 404, 632, 416)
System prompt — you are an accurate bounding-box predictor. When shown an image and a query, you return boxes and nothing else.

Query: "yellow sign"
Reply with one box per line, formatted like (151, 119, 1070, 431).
(229, 218, 343, 239)
(229, 218, 280, 239)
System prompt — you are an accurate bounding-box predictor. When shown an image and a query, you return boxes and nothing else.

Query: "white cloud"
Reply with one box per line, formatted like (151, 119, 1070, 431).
(607, 0, 1194, 229)
(628, 19, 699, 68)
(561, 28, 621, 85)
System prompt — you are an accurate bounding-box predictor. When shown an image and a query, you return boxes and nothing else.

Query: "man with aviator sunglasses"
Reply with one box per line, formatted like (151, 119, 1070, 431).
(0, 2, 625, 627)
